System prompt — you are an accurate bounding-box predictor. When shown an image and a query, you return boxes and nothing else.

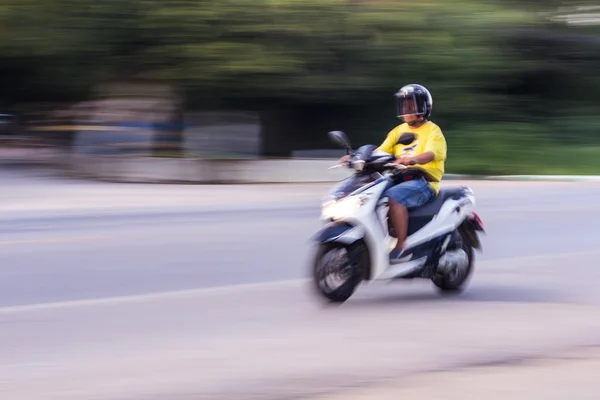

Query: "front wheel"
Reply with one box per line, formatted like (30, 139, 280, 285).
(311, 241, 367, 303)
(432, 245, 474, 293)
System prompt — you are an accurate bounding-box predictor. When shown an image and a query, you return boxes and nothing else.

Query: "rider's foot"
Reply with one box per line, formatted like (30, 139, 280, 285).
(389, 248, 412, 264)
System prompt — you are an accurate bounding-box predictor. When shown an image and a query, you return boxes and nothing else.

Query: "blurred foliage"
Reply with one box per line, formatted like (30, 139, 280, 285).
(1, 0, 600, 172)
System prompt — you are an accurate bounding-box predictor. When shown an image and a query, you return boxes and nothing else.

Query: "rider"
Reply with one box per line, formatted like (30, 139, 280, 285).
(340, 84, 447, 264)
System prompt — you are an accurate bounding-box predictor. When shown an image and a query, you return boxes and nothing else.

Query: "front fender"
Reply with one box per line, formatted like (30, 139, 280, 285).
(312, 222, 365, 245)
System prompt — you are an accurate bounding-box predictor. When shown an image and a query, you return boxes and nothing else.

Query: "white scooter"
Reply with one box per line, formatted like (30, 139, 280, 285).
(310, 130, 485, 303)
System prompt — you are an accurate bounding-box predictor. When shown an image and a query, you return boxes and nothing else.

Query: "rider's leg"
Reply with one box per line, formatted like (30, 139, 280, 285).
(388, 199, 408, 251)
(384, 178, 435, 263)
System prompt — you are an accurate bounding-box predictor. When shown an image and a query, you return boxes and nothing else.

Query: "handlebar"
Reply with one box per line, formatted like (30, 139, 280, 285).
(329, 161, 409, 171)
(384, 163, 408, 170)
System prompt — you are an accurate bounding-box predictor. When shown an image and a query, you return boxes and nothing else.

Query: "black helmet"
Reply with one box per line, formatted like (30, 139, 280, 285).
(394, 84, 433, 123)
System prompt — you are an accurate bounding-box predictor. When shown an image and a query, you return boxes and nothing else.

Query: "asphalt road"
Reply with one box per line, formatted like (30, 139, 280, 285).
(2, 171, 600, 399)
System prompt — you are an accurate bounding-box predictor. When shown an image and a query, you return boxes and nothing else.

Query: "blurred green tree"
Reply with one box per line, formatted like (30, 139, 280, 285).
(1, 0, 599, 171)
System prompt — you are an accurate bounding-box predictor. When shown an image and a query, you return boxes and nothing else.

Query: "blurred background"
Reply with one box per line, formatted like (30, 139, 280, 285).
(3, 2, 600, 399)
(2, 0, 600, 174)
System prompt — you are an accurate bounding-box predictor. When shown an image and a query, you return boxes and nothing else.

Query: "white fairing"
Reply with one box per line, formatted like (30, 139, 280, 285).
(377, 193, 475, 280)
(405, 196, 474, 249)
(320, 177, 476, 282)
(321, 178, 390, 276)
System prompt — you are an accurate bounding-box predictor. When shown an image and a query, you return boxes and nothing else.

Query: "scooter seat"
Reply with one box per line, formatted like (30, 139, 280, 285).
(408, 187, 467, 218)
(388, 187, 470, 238)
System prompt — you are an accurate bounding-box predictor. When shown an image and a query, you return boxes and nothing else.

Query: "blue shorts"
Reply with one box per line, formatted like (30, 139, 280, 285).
(384, 177, 435, 209)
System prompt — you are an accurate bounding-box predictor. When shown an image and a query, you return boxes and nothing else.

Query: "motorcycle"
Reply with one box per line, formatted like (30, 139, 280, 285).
(310, 130, 485, 303)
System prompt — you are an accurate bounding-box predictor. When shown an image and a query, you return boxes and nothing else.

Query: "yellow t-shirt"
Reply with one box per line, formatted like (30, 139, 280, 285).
(377, 121, 447, 194)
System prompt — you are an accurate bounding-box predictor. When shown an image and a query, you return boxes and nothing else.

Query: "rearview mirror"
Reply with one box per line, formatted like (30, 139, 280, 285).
(328, 130, 352, 154)
(397, 132, 416, 146)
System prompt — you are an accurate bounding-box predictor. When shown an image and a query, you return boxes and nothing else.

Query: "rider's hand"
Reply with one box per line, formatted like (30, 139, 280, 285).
(338, 154, 350, 165)
(396, 156, 414, 165)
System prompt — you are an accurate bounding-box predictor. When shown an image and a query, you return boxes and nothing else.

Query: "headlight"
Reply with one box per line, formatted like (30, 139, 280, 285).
(321, 195, 369, 220)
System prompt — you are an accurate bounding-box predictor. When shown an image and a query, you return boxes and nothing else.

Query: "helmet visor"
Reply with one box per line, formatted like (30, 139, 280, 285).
(396, 93, 427, 118)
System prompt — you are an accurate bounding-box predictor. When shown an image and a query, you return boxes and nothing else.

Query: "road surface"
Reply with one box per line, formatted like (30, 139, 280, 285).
(1, 170, 600, 399)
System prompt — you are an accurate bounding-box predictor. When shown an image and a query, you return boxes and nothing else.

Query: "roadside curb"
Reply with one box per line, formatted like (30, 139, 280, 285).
(60, 156, 355, 184)
(3, 150, 600, 184)
(444, 174, 600, 182)
(65, 157, 600, 184)
(63, 156, 600, 184)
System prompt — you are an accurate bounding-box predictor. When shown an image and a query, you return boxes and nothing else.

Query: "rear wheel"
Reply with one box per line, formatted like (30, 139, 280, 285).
(432, 244, 474, 293)
(312, 241, 368, 303)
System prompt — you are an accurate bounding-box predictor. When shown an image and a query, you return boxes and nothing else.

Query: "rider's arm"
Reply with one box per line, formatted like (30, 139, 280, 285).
(419, 128, 447, 163)
(406, 128, 447, 165)
(425, 128, 447, 161)
(410, 151, 435, 165)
